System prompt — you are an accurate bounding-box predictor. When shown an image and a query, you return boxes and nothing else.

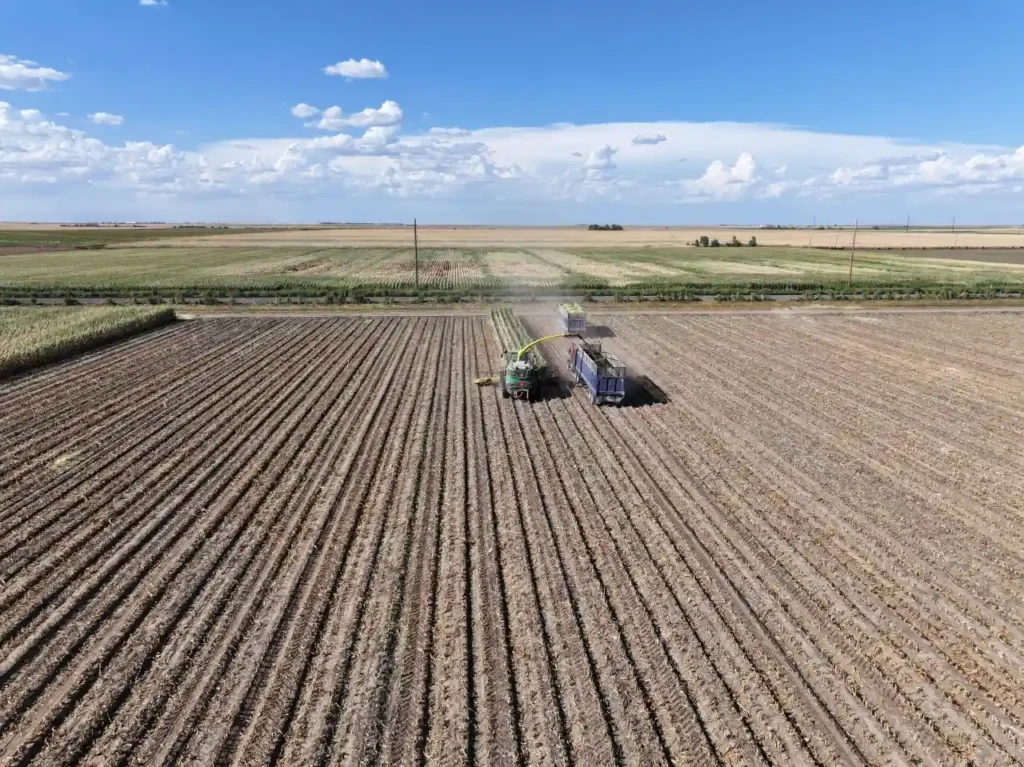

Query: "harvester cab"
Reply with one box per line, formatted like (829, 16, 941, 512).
(501, 353, 538, 400)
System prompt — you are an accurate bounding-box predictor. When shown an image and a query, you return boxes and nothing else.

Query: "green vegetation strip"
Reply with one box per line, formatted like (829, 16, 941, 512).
(0, 305, 175, 379)
(1, 245, 1023, 301)
(490, 307, 546, 371)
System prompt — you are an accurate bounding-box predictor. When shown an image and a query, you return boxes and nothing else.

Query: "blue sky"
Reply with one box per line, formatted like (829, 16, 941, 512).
(2, 0, 1023, 223)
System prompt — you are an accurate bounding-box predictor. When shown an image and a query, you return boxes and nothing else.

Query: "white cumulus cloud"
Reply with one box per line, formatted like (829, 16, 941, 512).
(312, 100, 403, 130)
(632, 133, 667, 145)
(7, 97, 1024, 221)
(684, 152, 759, 199)
(584, 144, 617, 170)
(0, 101, 193, 191)
(89, 112, 124, 126)
(0, 54, 70, 91)
(324, 58, 388, 80)
(290, 103, 320, 119)
(139, 0, 168, 5)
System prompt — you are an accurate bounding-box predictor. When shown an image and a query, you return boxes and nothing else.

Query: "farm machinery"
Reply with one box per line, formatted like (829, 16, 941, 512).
(474, 309, 566, 400)
(498, 335, 570, 400)
(476, 306, 627, 405)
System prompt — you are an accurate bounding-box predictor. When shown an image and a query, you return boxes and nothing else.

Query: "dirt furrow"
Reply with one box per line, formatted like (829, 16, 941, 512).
(0, 319, 366, 764)
(679, 317, 1024, 556)
(602, 319, 1024, 761)
(0, 319, 333, 632)
(627, 317, 1024, 633)
(530, 397, 716, 766)
(560, 395, 815, 765)
(127, 319, 417, 766)
(631, 401, 1019, 762)
(279, 319, 443, 765)
(0, 319, 200, 415)
(210, 319, 430, 767)
(618, 404, 960, 763)
(0, 323, 283, 503)
(0, 319, 251, 472)
(478, 335, 570, 766)
(712, 316, 1024, 500)
(77, 318, 405, 765)
(463, 318, 521, 766)
(544, 398, 764, 766)
(498, 393, 632, 764)
(0, 319, 318, 566)
(651, 318, 1024, 636)
(344, 318, 455, 765)
(418, 319, 474, 765)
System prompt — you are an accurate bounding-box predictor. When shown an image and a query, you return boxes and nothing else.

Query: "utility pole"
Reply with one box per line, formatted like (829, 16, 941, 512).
(906, 214, 910, 233)
(952, 216, 956, 233)
(414, 218, 419, 290)
(847, 219, 859, 289)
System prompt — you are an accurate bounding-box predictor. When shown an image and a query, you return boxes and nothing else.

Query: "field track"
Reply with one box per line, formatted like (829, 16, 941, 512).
(1, 313, 1023, 765)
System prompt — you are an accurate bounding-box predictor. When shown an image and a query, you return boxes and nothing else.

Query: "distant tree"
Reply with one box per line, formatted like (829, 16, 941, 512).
(730, 235, 742, 247)
(699, 235, 710, 247)
(748, 236, 758, 247)
(710, 238, 721, 247)
(693, 239, 702, 247)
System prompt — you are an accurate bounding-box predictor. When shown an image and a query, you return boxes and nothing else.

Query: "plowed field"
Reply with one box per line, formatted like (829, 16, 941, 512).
(1, 312, 1023, 765)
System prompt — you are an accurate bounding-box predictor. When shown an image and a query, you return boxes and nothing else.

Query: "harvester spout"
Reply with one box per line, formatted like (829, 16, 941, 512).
(516, 334, 569, 360)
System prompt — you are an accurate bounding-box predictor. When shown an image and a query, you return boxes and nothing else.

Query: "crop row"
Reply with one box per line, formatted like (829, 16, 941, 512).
(2, 313, 1023, 764)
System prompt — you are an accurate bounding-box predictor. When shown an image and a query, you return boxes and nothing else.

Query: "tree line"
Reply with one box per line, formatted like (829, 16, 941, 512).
(693, 235, 758, 247)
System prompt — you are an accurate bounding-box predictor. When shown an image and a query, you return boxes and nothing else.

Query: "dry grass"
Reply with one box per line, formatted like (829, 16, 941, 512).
(116, 225, 1024, 249)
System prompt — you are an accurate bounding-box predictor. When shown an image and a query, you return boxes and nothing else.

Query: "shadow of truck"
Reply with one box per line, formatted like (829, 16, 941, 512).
(620, 374, 670, 407)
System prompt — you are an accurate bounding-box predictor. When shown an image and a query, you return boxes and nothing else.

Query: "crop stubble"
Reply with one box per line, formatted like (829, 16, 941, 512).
(1, 312, 1022, 765)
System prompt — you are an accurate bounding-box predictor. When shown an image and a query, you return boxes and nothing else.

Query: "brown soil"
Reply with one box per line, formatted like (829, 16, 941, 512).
(2, 313, 1023, 765)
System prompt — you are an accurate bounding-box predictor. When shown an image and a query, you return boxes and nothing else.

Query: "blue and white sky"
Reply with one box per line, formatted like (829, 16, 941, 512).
(2, 0, 1023, 223)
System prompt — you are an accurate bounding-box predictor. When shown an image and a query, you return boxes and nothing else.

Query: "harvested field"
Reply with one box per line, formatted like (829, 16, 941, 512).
(1, 312, 1024, 765)
(120, 224, 1024, 249)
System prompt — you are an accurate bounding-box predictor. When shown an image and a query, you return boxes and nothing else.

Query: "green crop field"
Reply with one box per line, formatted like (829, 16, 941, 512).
(0, 305, 176, 378)
(2, 244, 1024, 300)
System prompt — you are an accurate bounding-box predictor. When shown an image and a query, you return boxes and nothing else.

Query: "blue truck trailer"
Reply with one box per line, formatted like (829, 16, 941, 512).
(557, 303, 587, 335)
(567, 341, 626, 405)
